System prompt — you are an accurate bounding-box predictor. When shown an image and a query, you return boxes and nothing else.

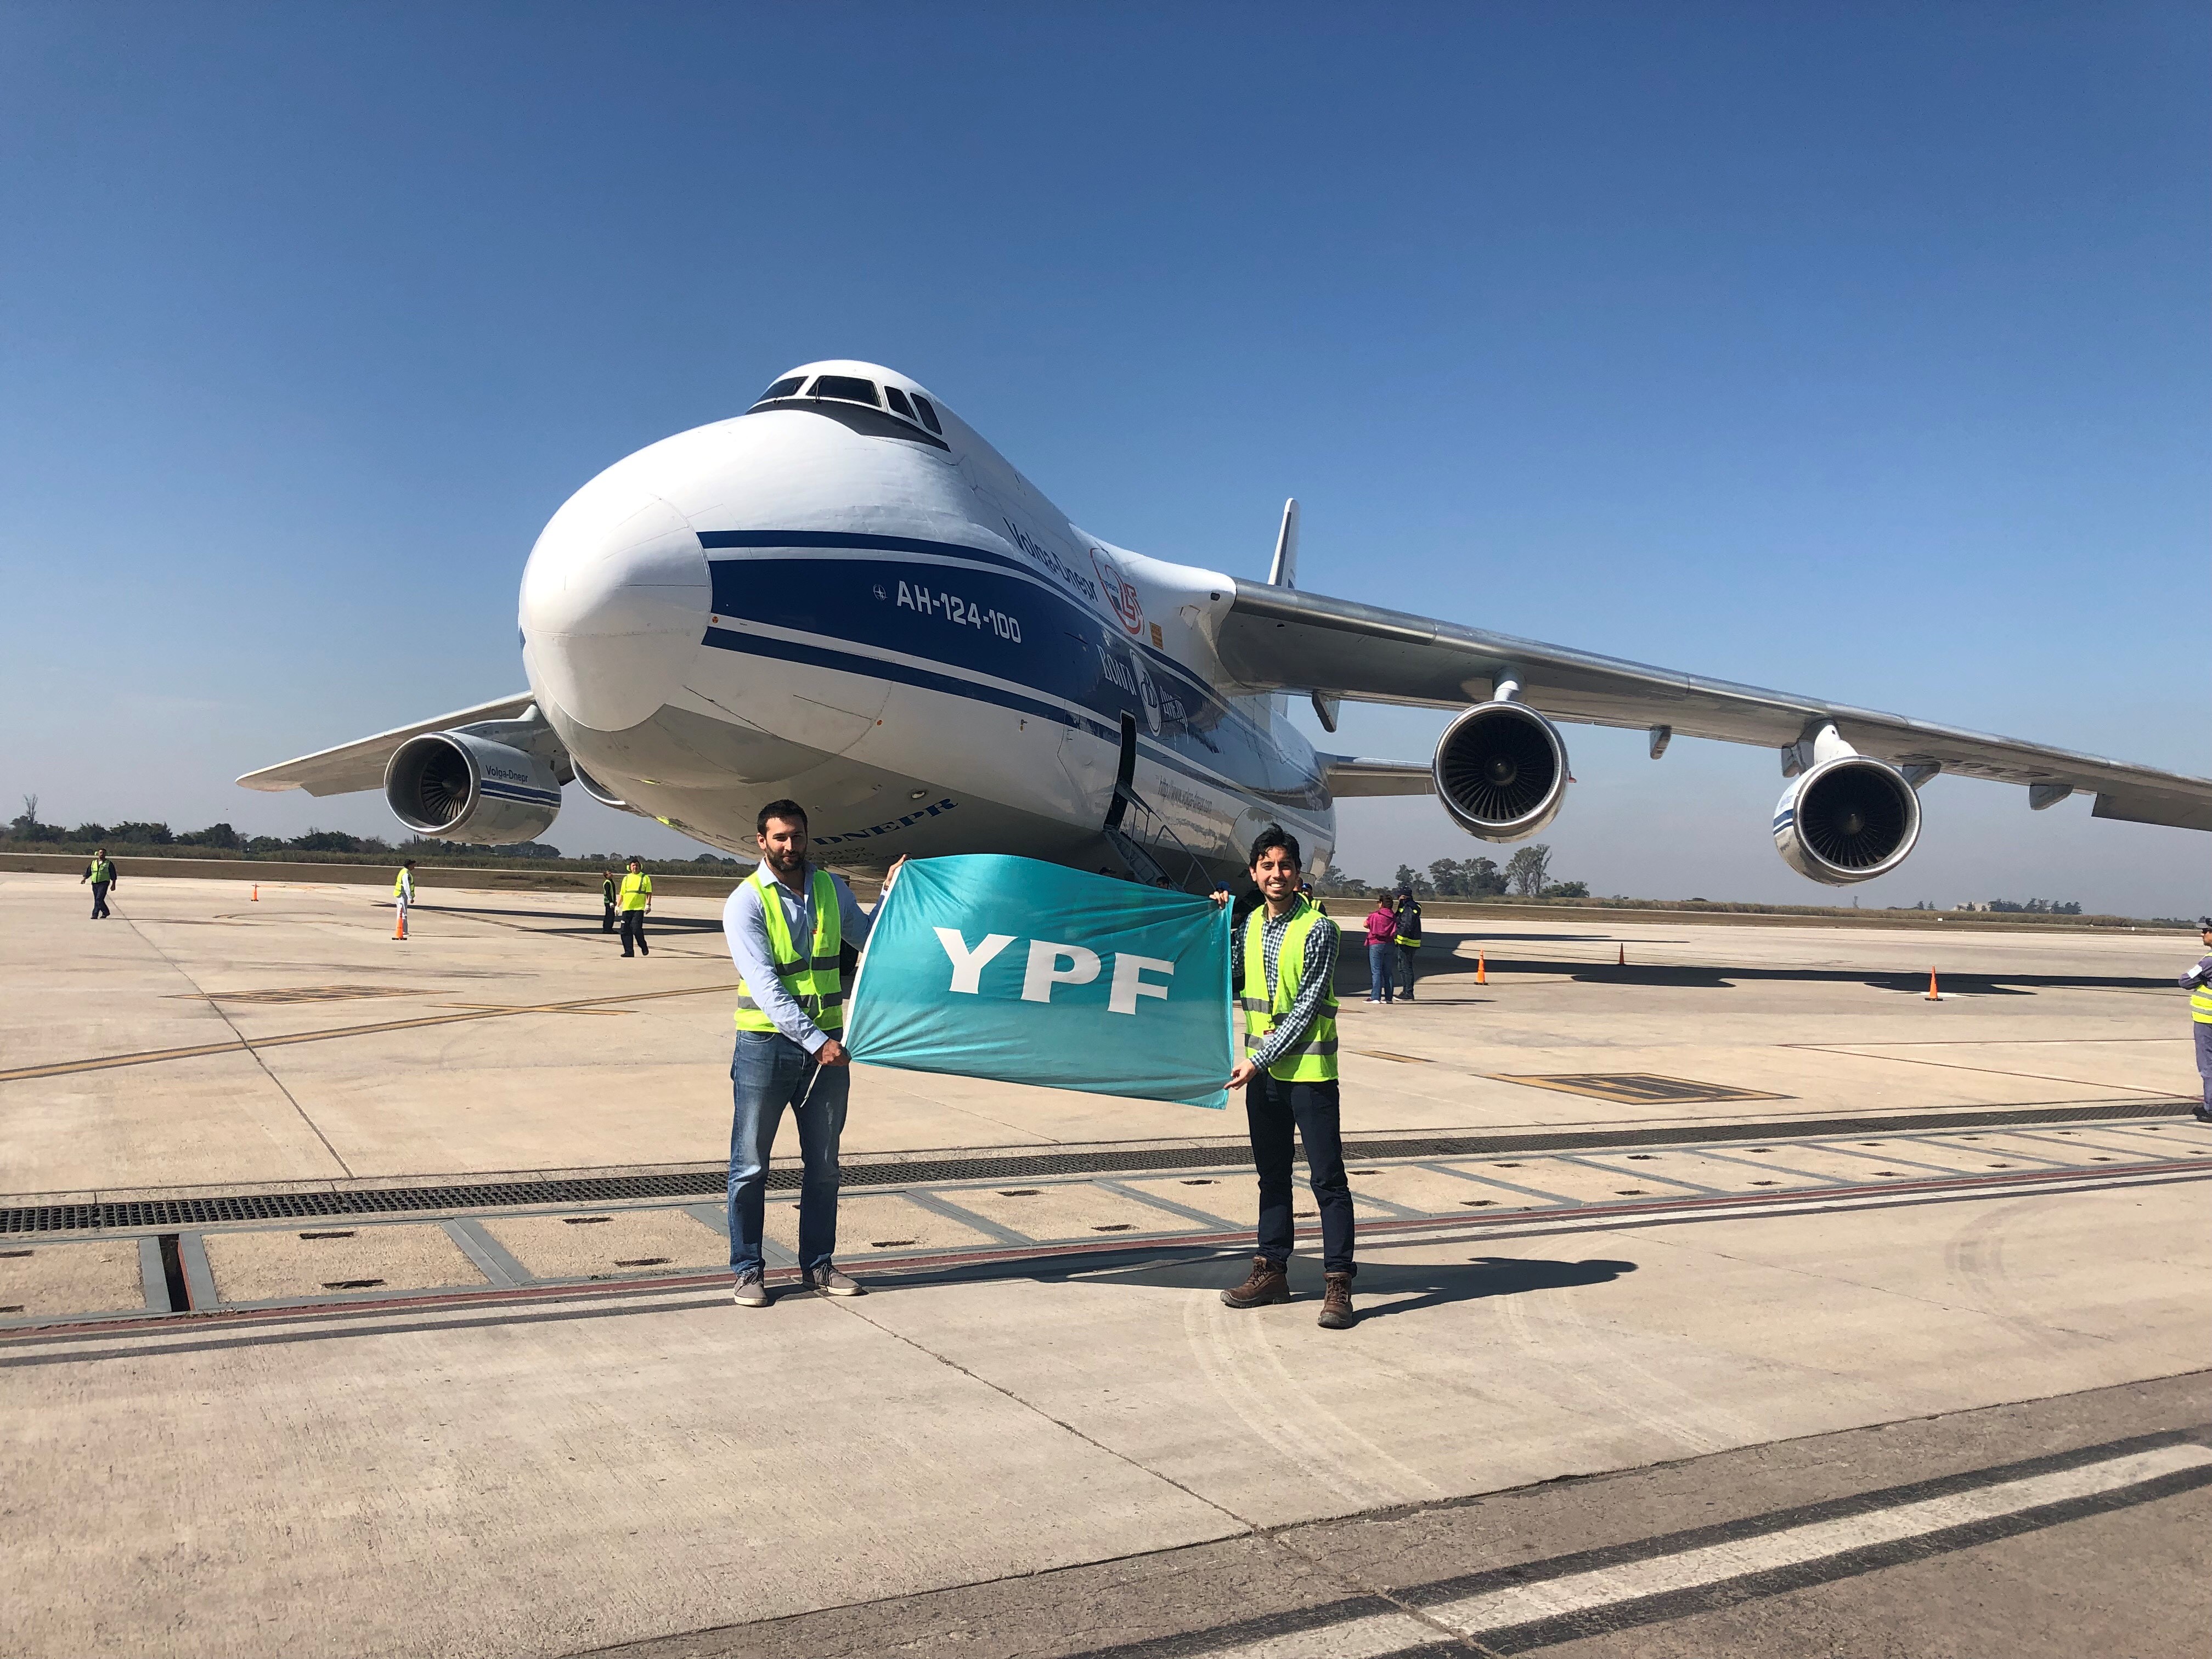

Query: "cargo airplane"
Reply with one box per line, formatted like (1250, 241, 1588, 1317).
(242, 360, 2212, 888)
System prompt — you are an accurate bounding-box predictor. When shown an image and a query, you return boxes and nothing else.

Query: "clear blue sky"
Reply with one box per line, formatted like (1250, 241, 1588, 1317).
(3, 4, 2204, 912)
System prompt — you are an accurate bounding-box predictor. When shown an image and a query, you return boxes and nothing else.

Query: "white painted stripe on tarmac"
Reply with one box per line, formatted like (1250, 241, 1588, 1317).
(1427, 1443, 2212, 1638)
(1197, 1610, 1443, 1658)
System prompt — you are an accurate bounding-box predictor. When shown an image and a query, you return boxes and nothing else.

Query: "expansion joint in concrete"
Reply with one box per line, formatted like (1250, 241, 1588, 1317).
(119, 913, 357, 1177)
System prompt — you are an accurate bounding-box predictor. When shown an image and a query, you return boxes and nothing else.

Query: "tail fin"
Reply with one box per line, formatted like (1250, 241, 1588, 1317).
(1267, 498, 1299, 589)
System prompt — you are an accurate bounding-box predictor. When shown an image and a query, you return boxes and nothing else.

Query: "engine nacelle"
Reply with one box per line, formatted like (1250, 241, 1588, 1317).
(385, 732, 561, 845)
(1773, 755, 1921, 884)
(1433, 701, 1569, 842)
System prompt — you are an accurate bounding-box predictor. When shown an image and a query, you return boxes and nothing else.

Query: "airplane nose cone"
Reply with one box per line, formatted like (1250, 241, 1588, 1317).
(520, 485, 709, 732)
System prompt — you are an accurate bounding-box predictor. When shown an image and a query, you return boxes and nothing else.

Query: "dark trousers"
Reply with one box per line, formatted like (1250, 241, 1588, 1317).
(602, 903, 617, 932)
(1244, 1073, 1355, 1275)
(2196, 1022, 2212, 1111)
(619, 911, 648, 955)
(89, 882, 111, 919)
(1396, 943, 1419, 998)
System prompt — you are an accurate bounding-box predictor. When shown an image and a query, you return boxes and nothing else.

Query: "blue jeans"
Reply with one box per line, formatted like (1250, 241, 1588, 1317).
(1365, 940, 1395, 1001)
(727, 1030, 849, 1276)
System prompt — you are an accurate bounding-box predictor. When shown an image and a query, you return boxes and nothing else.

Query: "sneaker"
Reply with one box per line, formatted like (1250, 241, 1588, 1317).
(731, 1271, 770, 1308)
(2194, 1107, 2212, 1124)
(806, 1263, 864, 1297)
(1318, 1271, 1358, 1330)
(1221, 1256, 1290, 1308)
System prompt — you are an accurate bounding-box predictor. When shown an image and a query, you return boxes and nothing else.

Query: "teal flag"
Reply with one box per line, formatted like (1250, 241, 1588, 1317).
(845, 854, 1233, 1110)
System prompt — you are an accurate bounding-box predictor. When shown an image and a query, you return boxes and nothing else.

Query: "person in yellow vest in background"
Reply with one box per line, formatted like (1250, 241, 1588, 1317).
(600, 868, 618, 933)
(81, 847, 119, 919)
(2181, 917, 2212, 1124)
(1391, 886, 1424, 1001)
(616, 857, 653, 957)
(392, 860, 415, 936)
(1214, 823, 1357, 1330)
(720, 799, 899, 1307)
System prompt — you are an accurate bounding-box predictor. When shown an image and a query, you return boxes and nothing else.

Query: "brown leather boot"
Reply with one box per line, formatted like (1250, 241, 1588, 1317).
(1317, 1271, 1357, 1329)
(1221, 1256, 1290, 1308)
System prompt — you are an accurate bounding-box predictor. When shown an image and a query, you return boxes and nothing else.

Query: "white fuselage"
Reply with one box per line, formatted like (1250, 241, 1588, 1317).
(516, 362, 1334, 881)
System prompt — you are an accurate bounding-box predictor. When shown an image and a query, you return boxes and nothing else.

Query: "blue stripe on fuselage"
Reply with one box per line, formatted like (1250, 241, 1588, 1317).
(700, 548, 1323, 811)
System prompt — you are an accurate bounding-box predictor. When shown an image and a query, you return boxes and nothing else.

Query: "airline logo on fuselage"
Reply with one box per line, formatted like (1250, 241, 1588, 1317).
(1091, 548, 1144, 636)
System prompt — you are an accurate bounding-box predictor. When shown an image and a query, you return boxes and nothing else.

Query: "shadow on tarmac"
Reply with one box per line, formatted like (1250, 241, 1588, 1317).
(1066, 1252, 1639, 1321)
(1347, 953, 2171, 997)
(420, 904, 730, 934)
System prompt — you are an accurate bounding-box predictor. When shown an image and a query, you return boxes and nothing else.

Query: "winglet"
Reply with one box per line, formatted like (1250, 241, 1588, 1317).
(1267, 498, 1299, 589)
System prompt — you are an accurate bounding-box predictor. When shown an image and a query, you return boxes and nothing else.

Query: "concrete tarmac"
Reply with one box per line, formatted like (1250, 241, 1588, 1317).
(1, 871, 2206, 1657)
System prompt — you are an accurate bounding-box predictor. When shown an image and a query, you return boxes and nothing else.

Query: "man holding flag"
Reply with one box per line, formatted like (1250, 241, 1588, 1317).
(1218, 825, 1358, 1330)
(721, 798, 897, 1308)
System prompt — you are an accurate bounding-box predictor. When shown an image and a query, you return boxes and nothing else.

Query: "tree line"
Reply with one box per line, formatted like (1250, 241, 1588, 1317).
(4, 798, 560, 859)
(1309, 843, 1587, 900)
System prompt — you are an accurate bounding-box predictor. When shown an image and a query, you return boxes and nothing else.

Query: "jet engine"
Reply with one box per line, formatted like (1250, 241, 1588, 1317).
(1773, 754, 1921, 885)
(1432, 700, 1569, 842)
(385, 731, 562, 845)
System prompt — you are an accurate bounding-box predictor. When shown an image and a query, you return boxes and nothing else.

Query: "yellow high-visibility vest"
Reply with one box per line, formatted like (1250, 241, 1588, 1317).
(733, 866, 844, 1034)
(1239, 897, 1339, 1082)
(617, 872, 652, 911)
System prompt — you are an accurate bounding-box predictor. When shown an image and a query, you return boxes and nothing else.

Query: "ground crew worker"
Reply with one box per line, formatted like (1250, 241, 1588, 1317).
(392, 860, 415, 935)
(1216, 824, 1356, 1330)
(2181, 917, 2212, 1124)
(617, 857, 652, 957)
(1392, 887, 1424, 1001)
(1362, 894, 1399, 1002)
(721, 799, 897, 1307)
(600, 868, 618, 932)
(81, 848, 117, 919)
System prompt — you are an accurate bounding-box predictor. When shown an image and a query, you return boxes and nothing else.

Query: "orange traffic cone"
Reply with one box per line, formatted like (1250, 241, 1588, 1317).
(394, 910, 407, 941)
(1926, 967, 1940, 1001)
(1618, 942, 1626, 966)
(1476, 949, 1488, 985)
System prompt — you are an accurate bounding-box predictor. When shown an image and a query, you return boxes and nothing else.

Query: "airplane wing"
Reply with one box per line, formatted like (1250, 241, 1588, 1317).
(1321, 755, 1436, 797)
(236, 692, 538, 797)
(1218, 582, 2212, 832)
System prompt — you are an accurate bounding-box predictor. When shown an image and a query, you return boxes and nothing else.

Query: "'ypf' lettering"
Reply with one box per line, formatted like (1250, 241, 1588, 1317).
(933, 930, 1174, 1015)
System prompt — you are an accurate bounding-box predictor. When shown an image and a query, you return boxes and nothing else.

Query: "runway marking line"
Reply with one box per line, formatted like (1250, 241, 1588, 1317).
(1044, 1430, 2212, 1659)
(1423, 1443, 2212, 1645)
(0, 983, 742, 1082)
(1410, 1440, 2212, 1654)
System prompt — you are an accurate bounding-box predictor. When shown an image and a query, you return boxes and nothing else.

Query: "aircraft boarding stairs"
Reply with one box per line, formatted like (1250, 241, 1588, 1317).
(1101, 714, 1212, 893)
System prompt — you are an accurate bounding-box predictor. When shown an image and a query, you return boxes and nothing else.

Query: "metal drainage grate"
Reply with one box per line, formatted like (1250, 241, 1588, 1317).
(0, 1101, 2194, 1235)
(1491, 1073, 1788, 1104)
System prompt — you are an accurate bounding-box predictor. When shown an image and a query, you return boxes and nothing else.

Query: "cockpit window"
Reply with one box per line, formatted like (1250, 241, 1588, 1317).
(758, 376, 805, 401)
(884, 386, 916, 420)
(910, 394, 943, 435)
(811, 375, 879, 408)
